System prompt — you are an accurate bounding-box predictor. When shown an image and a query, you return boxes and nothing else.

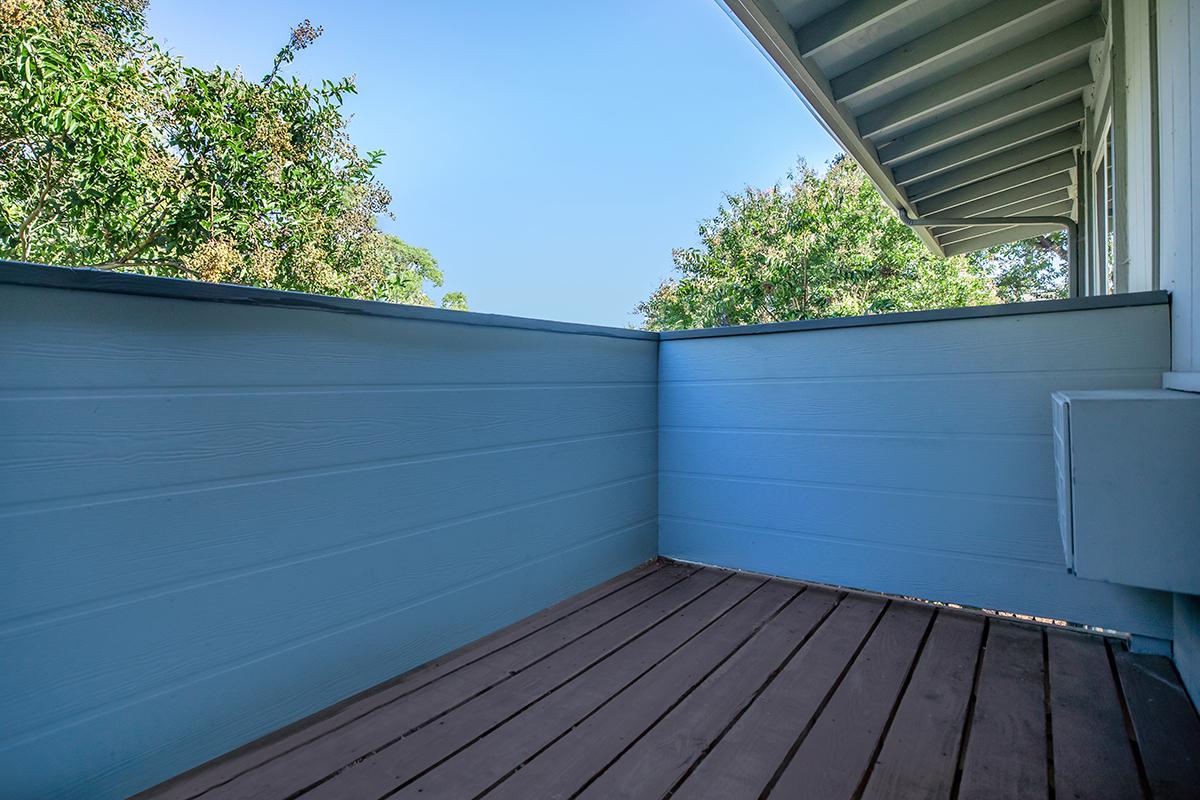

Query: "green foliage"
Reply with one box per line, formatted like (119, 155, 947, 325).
(0, 0, 465, 308)
(638, 156, 997, 330)
(968, 231, 1069, 303)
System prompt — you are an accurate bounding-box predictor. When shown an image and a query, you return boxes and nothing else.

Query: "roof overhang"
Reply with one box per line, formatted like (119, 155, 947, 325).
(720, 0, 1104, 256)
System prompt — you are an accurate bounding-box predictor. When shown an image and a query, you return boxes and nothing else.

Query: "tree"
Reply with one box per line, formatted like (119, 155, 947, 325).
(637, 156, 996, 330)
(0, 0, 466, 308)
(968, 232, 1068, 303)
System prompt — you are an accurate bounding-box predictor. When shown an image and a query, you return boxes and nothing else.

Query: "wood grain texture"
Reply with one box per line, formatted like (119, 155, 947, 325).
(672, 594, 887, 800)
(399, 580, 799, 800)
(299, 572, 758, 800)
(860, 611, 985, 800)
(0, 282, 658, 800)
(1114, 649, 1200, 799)
(572, 588, 839, 800)
(1047, 631, 1143, 800)
(768, 602, 935, 800)
(659, 303, 1173, 639)
(957, 622, 1049, 800)
(194, 568, 727, 800)
(138, 561, 686, 800)
(130, 566, 1199, 800)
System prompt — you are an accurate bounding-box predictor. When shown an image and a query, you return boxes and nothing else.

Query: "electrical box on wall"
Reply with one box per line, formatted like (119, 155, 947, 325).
(1053, 389, 1200, 595)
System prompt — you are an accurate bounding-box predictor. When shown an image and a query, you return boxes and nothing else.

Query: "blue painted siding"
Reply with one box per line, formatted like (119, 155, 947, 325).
(1176, 593, 1200, 708)
(659, 304, 1175, 639)
(1, 264, 1186, 798)
(0, 282, 658, 800)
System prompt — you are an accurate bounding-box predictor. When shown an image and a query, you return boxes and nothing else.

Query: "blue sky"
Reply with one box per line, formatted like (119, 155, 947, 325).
(147, 1, 840, 327)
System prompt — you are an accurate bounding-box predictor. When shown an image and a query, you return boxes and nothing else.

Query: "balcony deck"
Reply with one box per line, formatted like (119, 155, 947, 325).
(139, 561, 1200, 800)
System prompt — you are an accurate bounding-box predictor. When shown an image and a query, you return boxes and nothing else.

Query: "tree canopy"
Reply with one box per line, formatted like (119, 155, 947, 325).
(0, 0, 465, 308)
(638, 156, 1067, 330)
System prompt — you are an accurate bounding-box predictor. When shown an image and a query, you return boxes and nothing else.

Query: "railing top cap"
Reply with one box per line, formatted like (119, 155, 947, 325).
(1, 260, 1167, 343)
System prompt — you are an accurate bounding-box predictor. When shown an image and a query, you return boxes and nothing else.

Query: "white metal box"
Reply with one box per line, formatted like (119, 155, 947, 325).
(1053, 389, 1200, 594)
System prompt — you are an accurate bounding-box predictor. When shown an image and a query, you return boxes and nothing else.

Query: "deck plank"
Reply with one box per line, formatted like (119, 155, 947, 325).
(508, 587, 840, 800)
(139, 560, 676, 800)
(1113, 649, 1200, 799)
(135, 561, 1200, 800)
(396, 580, 802, 799)
(204, 565, 715, 800)
(767, 601, 935, 800)
(573, 588, 840, 800)
(860, 611, 985, 800)
(299, 571, 762, 799)
(1047, 631, 1144, 800)
(671, 594, 886, 800)
(957, 621, 1049, 800)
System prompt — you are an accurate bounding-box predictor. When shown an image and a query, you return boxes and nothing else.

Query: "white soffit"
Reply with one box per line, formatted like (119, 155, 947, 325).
(722, 0, 1104, 255)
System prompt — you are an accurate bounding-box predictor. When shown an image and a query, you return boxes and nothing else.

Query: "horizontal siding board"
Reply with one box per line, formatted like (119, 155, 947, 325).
(661, 371, 1163, 436)
(1, 479, 656, 743)
(662, 474, 1060, 564)
(1, 433, 655, 627)
(660, 519, 1172, 639)
(0, 284, 657, 390)
(661, 429, 1055, 499)
(0, 529, 655, 800)
(659, 306, 1170, 381)
(659, 302, 1171, 643)
(0, 385, 654, 506)
(0, 282, 658, 800)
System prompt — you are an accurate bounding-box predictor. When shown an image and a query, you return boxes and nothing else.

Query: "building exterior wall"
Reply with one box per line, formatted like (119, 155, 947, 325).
(1176, 593, 1200, 708)
(1116, 0, 1159, 293)
(659, 301, 1173, 640)
(0, 272, 659, 800)
(1158, 0, 1200, 377)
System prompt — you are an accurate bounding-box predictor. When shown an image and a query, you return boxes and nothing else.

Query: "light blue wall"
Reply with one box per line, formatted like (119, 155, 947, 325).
(659, 303, 1175, 640)
(0, 265, 1185, 798)
(1176, 594, 1200, 708)
(0, 277, 658, 800)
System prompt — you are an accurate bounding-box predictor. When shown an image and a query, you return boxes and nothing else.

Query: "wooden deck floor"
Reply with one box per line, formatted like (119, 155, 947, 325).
(140, 561, 1200, 800)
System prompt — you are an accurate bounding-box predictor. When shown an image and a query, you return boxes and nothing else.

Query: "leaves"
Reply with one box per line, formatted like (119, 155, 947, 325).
(637, 157, 998, 331)
(0, 0, 466, 308)
(967, 231, 1069, 303)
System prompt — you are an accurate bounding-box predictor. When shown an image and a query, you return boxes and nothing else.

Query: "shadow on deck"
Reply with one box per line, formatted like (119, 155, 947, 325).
(136, 561, 1200, 800)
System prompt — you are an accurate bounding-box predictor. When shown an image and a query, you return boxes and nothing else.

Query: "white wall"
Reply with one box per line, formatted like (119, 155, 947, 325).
(1158, 0, 1200, 379)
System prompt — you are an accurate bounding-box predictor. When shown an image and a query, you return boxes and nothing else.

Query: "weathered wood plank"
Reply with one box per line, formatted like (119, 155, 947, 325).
(672, 594, 886, 800)
(957, 622, 1049, 800)
(399, 580, 803, 799)
(199, 568, 731, 800)
(768, 602, 935, 799)
(571, 588, 839, 799)
(136, 570, 1199, 800)
(298, 572, 761, 800)
(860, 611, 985, 800)
(1113, 649, 1200, 799)
(137, 561, 682, 800)
(1046, 631, 1143, 800)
